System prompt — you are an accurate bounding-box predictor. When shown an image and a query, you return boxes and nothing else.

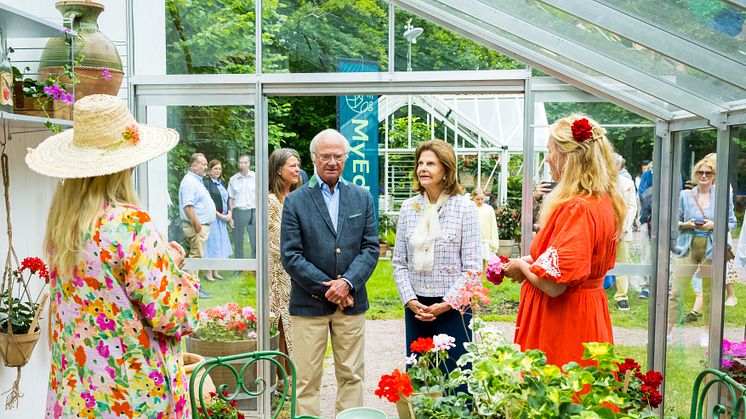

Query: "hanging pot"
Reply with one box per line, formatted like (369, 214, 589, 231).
(0, 330, 41, 368)
(38, 1, 124, 102)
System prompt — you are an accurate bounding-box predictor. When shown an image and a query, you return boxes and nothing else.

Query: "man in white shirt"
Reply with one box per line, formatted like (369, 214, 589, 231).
(228, 154, 257, 259)
(612, 153, 638, 310)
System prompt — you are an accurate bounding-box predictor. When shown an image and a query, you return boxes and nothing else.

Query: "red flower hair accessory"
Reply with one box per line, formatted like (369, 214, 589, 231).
(571, 118, 594, 143)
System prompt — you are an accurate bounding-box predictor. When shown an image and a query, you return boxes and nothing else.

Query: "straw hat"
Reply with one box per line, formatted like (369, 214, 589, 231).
(25, 94, 179, 178)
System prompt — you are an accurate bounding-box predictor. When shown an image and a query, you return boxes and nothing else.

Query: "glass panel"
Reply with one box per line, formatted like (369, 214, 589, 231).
(165, 0, 256, 74)
(262, 0, 388, 73)
(487, 1, 746, 103)
(164, 105, 257, 303)
(421, 0, 675, 116)
(599, 0, 746, 67)
(665, 128, 717, 417)
(723, 124, 746, 397)
(394, 6, 522, 71)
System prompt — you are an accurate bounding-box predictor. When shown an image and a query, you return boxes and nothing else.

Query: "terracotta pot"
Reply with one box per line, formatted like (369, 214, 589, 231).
(379, 243, 387, 258)
(39, 1, 124, 102)
(185, 333, 280, 410)
(0, 331, 41, 367)
(183, 352, 216, 403)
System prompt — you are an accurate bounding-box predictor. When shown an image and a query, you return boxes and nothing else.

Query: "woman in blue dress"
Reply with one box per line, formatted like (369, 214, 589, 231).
(203, 159, 233, 281)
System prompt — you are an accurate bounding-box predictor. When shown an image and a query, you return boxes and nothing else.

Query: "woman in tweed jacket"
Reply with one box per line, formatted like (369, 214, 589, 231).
(392, 139, 481, 375)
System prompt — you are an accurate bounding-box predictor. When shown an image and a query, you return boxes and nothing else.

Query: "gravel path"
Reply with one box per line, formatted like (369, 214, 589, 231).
(315, 320, 745, 418)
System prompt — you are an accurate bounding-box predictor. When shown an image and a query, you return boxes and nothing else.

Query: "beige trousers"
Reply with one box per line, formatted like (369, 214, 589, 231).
(182, 222, 210, 258)
(292, 309, 365, 416)
(613, 240, 631, 301)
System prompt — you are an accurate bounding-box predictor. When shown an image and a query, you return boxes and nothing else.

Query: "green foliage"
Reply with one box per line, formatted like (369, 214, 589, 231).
(495, 204, 520, 240)
(384, 115, 434, 149)
(0, 292, 40, 334)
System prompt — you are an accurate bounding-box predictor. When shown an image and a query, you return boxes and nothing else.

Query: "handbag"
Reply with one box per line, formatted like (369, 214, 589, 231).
(691, 190, 735, 262)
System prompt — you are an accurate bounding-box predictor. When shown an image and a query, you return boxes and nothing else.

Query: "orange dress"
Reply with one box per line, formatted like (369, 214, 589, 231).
(514, 196, 617, 367)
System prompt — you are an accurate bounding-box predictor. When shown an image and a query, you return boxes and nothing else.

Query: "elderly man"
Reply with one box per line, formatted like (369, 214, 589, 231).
(228, 154, 257, 259)
(281, 129, 378, 416)
(179, 152, 216, 299)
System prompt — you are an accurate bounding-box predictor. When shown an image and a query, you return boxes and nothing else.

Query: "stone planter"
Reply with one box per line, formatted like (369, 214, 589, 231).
(185, 333, 280, 410)
(497, 239, 515, 258)
(0, 330, 41, 367)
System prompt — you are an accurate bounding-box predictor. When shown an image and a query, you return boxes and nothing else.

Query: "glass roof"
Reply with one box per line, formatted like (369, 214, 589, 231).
(396, 0, 746, 123)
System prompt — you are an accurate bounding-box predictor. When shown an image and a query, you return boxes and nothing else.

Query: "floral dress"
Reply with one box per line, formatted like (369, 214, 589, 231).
(46, 205, 199, 418)
(268, 193, 293, 355)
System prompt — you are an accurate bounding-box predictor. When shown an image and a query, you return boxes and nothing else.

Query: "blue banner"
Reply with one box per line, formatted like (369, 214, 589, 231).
(337, 59, 379, 218)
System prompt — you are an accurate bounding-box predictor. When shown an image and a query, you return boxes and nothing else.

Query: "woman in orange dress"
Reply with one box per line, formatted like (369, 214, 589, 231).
(504, 114, 626, 368)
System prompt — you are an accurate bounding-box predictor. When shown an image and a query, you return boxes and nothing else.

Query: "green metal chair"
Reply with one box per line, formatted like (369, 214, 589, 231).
(690, 368, 745, 419)
(189, 350, 320, 419)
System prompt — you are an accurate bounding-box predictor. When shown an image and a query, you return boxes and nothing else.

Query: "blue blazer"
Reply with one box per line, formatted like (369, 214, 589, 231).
(280, 177, 379, 316)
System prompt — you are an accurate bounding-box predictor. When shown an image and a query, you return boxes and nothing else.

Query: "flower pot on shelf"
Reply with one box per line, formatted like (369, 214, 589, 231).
(38, 1, 124, 102)
(497, 239, 515, 258)
(0, 330, 41, 368)
(185, 333, 279, 410)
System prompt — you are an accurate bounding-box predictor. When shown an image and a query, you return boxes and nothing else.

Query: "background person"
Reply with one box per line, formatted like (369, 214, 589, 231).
(267, 148, 303, 381)
(503, 115, 625, 367)
(612, 153, 638, 311)
(26, 94, 199, 418)
(179, 152, 215, 299)
(280, 129, 378, 417)
(472, 187, 499, 262)
(392, 139, 481, 377)
(203, 159, 232, 281)
(667, 155, 737, 347)
(228, 154, 257, 260)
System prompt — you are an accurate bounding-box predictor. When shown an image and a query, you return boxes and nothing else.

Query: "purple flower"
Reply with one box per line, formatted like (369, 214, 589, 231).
(142, 302, 156, 321)
(81, 391, 96, 408)
(61, 92, 74, 105)
(723, 358, 733, 369)
(99, 67, 112, 81)
(96, 313, 115, 332)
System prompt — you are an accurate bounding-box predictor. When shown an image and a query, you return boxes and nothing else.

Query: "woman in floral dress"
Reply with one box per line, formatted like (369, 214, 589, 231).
(25, 95, 199, 418)
(504, 115, 625, 367)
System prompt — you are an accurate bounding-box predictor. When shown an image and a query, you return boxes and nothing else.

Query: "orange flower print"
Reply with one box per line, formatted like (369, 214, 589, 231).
(122, 124, 140, 145)
(111, 401, 134, 419)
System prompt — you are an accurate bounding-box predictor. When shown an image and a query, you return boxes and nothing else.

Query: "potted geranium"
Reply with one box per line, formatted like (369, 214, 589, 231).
(0, 256, 49, 367)
(494, 204, 520, 257)
(185, 303, 278, 410)
(720, 339, 746, 414)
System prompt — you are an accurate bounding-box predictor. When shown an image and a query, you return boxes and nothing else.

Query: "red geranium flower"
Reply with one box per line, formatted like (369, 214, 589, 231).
(375, 369, 413, 403)
(410, 337, 435, 354)
(571, 118, 593, 142)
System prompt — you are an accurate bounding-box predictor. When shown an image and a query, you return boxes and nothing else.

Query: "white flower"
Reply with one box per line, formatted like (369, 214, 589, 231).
(431, 334, 456, 352)
(405, 354, 418, 365)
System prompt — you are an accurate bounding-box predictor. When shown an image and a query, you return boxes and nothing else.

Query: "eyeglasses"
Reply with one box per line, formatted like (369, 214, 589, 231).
(695, 170, 714, 178)
(316, 153, 347, 163)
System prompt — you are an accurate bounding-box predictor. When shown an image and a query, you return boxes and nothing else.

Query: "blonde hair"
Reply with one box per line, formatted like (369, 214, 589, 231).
(45, 170, 140, 276)
(692, 155, 717, 185)
(540, 114, 626, 237)
(413, 140, 464, 196)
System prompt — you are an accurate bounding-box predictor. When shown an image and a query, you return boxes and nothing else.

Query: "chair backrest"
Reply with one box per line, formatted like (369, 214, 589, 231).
(690, 368, 745, 419)
(189, 350, 299, 419)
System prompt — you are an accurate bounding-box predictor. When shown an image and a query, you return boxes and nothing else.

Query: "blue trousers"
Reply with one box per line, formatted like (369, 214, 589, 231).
(405, 295, 471, 388)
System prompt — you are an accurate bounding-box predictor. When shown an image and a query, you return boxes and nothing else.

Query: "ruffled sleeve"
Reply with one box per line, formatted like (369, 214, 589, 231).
(529, 200, 593, 285)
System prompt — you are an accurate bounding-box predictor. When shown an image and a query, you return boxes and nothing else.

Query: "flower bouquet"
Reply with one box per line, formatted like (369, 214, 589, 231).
(485, 255, 509, 286)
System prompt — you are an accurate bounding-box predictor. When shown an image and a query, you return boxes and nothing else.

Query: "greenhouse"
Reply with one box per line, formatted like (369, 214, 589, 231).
(0, 1, 745, 418)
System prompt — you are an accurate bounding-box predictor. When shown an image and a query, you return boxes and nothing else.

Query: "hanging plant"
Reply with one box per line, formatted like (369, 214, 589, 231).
(0, 142, 49, 409)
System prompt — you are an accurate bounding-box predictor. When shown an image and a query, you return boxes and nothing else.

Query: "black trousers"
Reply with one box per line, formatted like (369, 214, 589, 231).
(232, 208, 256, 259)
(405, 295, 472, 394)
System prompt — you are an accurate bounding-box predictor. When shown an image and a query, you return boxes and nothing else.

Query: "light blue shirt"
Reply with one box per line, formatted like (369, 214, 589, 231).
(318, 174, 340, 232)
(179, 171, 217, 225)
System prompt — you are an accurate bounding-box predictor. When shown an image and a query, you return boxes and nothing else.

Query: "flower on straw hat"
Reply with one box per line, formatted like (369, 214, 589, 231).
(25, 94, 179, 179)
